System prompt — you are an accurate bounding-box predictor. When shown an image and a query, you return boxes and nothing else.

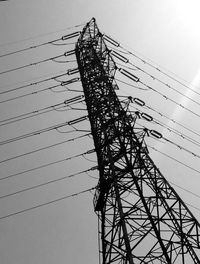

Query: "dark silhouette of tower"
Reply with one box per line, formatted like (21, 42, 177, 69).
(75, 18, 200, 264)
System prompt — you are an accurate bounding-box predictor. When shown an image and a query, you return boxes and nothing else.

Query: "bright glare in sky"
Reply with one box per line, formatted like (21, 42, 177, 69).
(172, 68, 200, 120)
(175, 0, 200, 37)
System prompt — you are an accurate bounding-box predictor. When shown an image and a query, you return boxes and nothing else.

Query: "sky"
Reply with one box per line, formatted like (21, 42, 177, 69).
(1, 0, 200, 263)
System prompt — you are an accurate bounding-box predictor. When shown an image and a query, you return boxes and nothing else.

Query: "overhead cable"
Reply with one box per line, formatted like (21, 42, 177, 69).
(0, 166, 97, 200)
(0, 78, 80, 104)
(129, 106, 200, 149)
(0, 115, 88, 146)
(0, 38, 76, 59)
(0, 186, 95, 221)
(169, 181, 200, 200)
(139, 79, 200, 120)
(129, 62, 200, 108)
(117, 66, 200, 119)
(114, 47, 200, 105)
(0, 71, 69, 95)
(119, 95, 200, 139)
(148, 145, 200, 174)
(0, 22, 84, 48)
(0, 133, 90, 164)
(104, 33, 200, 97)
(143, 125, 200, 159)
(116, 78, 147, 90)
(0, 95, 84, 127)
(0, 149, 95, 182)
(0, 53, 73, 76)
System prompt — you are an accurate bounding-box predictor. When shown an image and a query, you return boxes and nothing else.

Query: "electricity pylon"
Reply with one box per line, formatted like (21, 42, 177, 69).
(75, 18, 200, 264)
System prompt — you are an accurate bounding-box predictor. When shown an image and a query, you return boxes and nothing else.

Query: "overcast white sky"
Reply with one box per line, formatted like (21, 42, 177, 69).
(1, 1, 200, 263)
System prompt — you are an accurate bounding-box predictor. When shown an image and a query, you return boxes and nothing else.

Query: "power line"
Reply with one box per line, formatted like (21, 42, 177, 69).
(148, 145, 200, 174)
(144, 102, 200, 138)
(162, 135, 200, 159)
(116, 78, 147, 90)
(129, 105, 200, 150)
(0, 53, 72, 76)
(0, 83, 62, 104)
(153, 117, 200, 148)
(0, 22, 85, 48)
(169, 181, 200, 200)
(0, 96, 84, 127)
(0, 71, 69, 95)
(0, 40, 59, 59)
(0, 79, 80, 105)
(108, 39, 200, 121)
(123, 47, 200, 97)
(120, 96, 200, 166)
(117, 67, 200, 120)
(143, 104, 200, 139)
(0, 133, 90, 164)
(0, 115, 88, 146)
(138, 121, 200, 160)
(0, 149, 95, 181)
(0, 168, 96, 199)
(105, 33, 200, 97)
(0, 186, 95, 221)
(129, 62, 200, 108)
(146, 146, 200, 200)
(139, 79, 200, 120)
(119, 94, 200, 140)
(0, 38, 74, 59)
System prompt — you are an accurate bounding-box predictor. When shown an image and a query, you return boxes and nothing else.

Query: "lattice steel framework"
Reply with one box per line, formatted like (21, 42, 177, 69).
(75, 18, 200, 264)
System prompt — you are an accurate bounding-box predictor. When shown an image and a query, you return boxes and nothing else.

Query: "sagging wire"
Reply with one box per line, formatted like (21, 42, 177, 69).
(163, 136, 200, 159)
(153, 118, 200, 149)
(0, 78, 80, 105)
(0, 166, 97, 200)
(69, 124, 91, 133)
(86, 171, 98, 179)
(104, 33, 200, 97)
(117, 66, 200, 120)
(132, 114, 200, 158)
(129, 62, 200, 108)
(142, 124, 200, 160)
(0, 132, 91, 164)
(0, 22, 85, 48)
(0, 83, 62, 104)
(124, 47, 200, 98)
(0, 96, 84, 127)
(0, 115, 88, 146)
(169, 181, 200, 200)
(148, 145, 200, 175)
(128, 105, 200, 149)
(0, 71, 68, 95)
(0, 150, 96, 182)
(106, 44, 130, 55)
(48, 42, 76, 46)
(53, 59, 77, 63)
(144, 102, 200, 138)
(53, 101, 86, 113)
(54, 129, 76, 134)
(106, 37, 200, 111)
(114, 61, 137, 71)
(0, 31, 80, 58)
(49, 87, 70, 93)
(0, 186, 96, 221)
(0, 53, 73, 76)
(65, 88, 83, 93)
(68, 106, 87, 111)
(119, 94, 200, 141)
(115, 78, 147, 91)
(83, 152, 97, 163)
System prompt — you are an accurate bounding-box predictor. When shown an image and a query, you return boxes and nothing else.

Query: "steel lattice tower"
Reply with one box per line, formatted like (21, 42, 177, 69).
(75, 18, 200, 264)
